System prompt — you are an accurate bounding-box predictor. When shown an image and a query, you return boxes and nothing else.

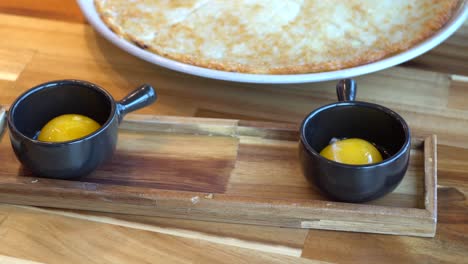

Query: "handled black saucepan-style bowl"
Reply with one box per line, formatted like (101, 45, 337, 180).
(5, 79, 157, 179)
(299, 79, 411, 203)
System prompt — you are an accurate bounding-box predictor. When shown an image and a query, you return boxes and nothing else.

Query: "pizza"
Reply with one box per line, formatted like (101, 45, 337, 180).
(94, 0, 459, 74)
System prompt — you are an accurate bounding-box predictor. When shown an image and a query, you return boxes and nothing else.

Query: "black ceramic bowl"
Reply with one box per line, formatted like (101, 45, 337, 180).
(7, 80, 156, 179)
(299, 80, 411, 203)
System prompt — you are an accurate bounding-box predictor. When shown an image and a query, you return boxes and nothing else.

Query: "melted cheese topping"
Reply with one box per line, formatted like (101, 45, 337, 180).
(95, 0, 459, 74)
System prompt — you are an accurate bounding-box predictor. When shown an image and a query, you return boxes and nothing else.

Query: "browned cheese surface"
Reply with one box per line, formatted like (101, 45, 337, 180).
(95, 0, 459, 73)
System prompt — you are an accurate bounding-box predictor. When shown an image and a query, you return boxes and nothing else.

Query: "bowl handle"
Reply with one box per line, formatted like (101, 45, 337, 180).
(116, 84, 157, 123)
(336, 79, 357, 102)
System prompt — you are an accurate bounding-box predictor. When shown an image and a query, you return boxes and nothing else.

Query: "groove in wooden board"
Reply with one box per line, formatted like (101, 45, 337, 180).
(0, 255, 44, 264)
(0, 48, 35, 82)
(57, 207, 310, 251)
(14, 205, 303, 258)
(0, 206, 315, 264)
(448, 75, 468, 110)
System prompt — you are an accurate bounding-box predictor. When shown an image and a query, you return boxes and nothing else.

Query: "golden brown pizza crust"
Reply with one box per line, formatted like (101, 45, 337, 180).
(94, 0, 460, 74)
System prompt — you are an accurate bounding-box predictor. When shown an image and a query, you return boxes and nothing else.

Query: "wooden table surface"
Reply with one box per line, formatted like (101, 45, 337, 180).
(0, 1, 467, 263)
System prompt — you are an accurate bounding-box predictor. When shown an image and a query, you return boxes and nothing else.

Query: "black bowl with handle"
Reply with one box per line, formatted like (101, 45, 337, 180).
(7, 79, 157, 179)
(299, 79, 411, 202)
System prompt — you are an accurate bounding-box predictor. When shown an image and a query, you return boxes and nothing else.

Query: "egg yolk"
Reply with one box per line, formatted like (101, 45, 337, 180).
(38, 114, 101, 142)
(320, 138, 383, 165)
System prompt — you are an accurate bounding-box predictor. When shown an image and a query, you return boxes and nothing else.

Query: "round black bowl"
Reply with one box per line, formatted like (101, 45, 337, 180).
(298, 80, 411, 202)
(7, 80, 156, 179)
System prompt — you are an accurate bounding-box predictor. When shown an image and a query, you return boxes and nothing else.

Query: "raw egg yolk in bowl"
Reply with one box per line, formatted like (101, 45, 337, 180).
(320, 138, 383, 165)
(37, 114, 101, 142)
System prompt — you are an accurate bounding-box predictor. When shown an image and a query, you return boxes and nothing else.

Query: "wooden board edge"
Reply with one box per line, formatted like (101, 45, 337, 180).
(423, 134, 438, 237)
(0, 182, 436, 237)
(0, 113, 437, 237)
(300, 220, 436, 237)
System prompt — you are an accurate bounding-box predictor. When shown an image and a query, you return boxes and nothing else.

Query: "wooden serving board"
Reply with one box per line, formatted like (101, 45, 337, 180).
(0, 108, 437, 237)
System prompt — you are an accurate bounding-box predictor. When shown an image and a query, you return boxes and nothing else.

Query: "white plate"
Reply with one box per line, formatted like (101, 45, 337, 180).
(77, 0, 468, 84)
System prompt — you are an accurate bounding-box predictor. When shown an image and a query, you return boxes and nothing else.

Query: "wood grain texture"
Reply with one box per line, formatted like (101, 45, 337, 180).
(302, 140, 468, 264)
(52, 207, 309, 253)
(0, 0, 86, 23)
(82, 131, 239, 193)
(424, 135, 437, 220)
(0, 1, 465, 74)
(0, 205, 320, 264)
(404, 19, 468, 76)
(0, 114, 437, 237)
(15, 205, 304, 258)
(0, 255, 44, 264)
(0, 5, 466, 263)
(0, 48, 35, 81)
